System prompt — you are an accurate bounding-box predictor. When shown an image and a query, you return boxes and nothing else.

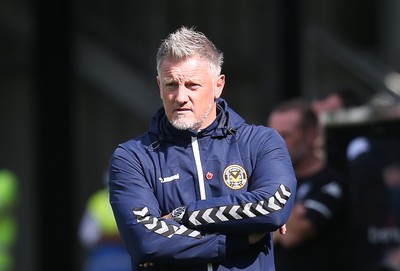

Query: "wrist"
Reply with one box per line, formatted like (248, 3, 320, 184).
(171, 206, 187, 224)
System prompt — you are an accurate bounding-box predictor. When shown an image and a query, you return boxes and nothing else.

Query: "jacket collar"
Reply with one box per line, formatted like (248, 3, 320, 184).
(149, 98, 244, 143)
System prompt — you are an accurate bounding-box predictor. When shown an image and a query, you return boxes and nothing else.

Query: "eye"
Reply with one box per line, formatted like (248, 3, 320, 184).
(165, 82, 178, 89)
(186, 82, 201, 90)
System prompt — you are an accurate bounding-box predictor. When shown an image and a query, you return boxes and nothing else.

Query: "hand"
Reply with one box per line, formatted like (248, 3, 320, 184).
(249, 224, 287, 244)
(139, 262, 154, 268)
(140, 214, 171, 268)
(273, 224, 288, 244)
(279, 224, 287, 235)
(278, 203, 315, 248)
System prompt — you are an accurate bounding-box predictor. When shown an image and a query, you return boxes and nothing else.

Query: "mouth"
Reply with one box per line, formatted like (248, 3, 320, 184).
(175, 107, 191, 113)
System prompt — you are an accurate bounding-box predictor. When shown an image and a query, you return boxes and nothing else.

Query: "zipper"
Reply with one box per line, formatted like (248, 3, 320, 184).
(191, 136, 213, 271)
(191, 136, 206, 200)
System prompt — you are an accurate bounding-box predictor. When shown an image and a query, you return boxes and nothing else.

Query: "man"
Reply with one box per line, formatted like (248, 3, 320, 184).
(109, 26, 297, 271)
(268, 98, 347, 271)
(312, 87, 363, 116)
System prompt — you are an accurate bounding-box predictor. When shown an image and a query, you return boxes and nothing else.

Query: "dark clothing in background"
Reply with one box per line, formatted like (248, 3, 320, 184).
(274, 165, 347, 271)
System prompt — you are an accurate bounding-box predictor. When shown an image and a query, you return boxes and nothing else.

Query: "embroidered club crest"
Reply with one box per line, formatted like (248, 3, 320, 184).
(223, 165, 247, 190)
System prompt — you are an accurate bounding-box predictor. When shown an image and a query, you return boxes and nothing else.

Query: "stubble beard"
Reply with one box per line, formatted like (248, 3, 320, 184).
(168, 102, 214, 131)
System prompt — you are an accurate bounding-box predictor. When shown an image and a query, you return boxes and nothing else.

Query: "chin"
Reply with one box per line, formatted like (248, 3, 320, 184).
(171, 120, 192, 130)
(171, 119, 200, 131)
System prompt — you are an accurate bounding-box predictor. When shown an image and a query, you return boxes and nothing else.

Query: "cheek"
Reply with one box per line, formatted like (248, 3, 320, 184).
(160, 93, 173, 109)
(285, 136, 301, 148)
(196, 97, 214, 112)
(160, 91, 173, 102)
(285, 140, 295, 150)
(199, 91, 215, 104)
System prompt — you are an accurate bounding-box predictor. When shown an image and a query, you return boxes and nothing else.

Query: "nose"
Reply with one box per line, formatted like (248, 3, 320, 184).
(175, 84, 188, 104)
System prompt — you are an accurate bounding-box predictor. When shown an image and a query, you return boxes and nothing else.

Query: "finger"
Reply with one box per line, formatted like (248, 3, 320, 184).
(142, 262, 150, 268)
(140, 262, 154, 268)
(163, 213, 172, 219)
(279, 224, 287, 235)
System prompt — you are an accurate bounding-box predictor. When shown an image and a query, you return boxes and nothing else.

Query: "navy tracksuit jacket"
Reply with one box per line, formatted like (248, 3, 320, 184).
(109, 99, 296, 271)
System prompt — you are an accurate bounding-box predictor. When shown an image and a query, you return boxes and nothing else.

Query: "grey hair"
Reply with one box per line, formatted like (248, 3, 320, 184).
(156, 26, 224, 77)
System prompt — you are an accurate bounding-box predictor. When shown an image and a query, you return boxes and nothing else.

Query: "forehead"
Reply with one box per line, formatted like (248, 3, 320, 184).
(315, 94, 343, 111)
(159, 57, 210, 79)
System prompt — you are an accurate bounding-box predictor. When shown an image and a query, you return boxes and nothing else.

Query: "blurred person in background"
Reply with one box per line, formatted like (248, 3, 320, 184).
(346, 136, 400, 270)
(0, 167, 18, 271)
(382, 163, 400, 226)
(108, 26, 297, 271)
(79, 171, 130, 271)
(312, 87, 364, 116)
(267, 98, 347, 271)
(312, 87, 366, 162)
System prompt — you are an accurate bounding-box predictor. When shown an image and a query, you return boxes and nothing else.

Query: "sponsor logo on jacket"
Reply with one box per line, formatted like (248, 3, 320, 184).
(159, 173, 180, 183)
(223, 165, 247, 190)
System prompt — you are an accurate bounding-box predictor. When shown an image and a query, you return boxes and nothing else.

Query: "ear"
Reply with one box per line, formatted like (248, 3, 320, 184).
(307, 125, 321, 143)
(156, 76, 161, 87)
(156, 76, 163, 99)
(214, 74, 225, 99)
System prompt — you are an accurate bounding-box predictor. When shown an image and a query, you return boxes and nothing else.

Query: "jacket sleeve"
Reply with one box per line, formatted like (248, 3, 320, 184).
(181, 129, 297, 234)
(108, 145, 249, 265)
